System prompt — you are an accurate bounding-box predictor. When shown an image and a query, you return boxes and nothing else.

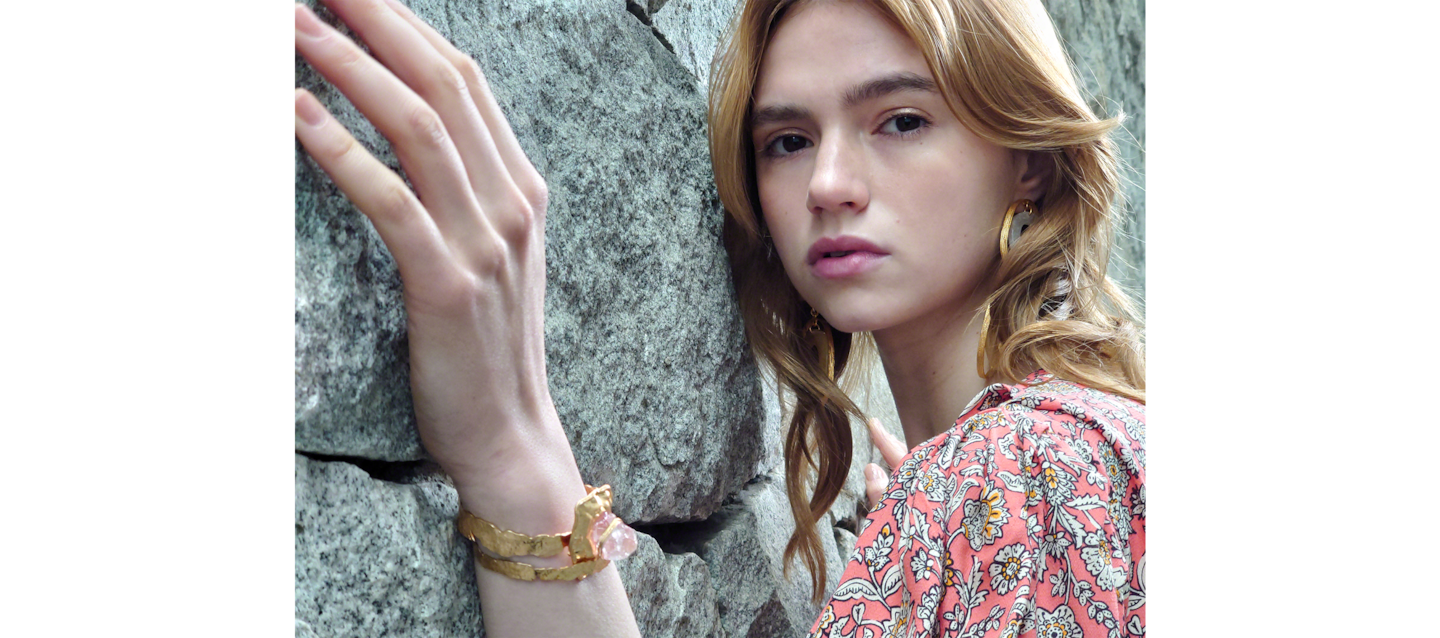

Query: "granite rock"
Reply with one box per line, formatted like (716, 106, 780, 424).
(617, 532, 725, 637)
(655, 478, 849, 638)
(294, 454, 482, 637)
(1043, 0, 1147, 309)
(651, 0, 739, 94)
(295, 0, 765, 524)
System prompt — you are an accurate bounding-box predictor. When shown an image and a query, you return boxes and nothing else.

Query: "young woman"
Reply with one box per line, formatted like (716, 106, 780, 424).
(293, 0, 1145, 635)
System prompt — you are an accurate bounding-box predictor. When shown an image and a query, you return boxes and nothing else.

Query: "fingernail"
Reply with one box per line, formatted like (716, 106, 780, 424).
(295, 89, 326, 126)
(295, 4, 326, 39)
(865, 464, 882, 481)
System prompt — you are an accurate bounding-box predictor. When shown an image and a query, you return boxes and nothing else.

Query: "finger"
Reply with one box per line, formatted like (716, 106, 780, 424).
(319, 0, 529, 226)
(867, 418, 907, 471)
(295, 3, 485, 238)
(295, 88, 448, 285)
(382, 0, 548, 210)
(864, 463, 888, 510)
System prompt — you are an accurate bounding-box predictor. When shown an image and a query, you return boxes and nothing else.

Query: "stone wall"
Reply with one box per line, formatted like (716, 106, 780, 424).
(294, 0, 1144, 635)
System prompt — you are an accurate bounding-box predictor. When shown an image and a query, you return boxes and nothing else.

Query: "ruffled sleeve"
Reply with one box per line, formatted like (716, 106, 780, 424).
(810, 382, 1145, 638)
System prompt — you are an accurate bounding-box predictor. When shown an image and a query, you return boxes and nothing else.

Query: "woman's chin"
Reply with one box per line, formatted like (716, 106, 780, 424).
(820, 309, 898, 335)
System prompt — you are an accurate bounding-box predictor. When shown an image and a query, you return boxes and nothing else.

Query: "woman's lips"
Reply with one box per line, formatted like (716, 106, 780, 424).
(812, 251, 886, 278)
(807, 236, 888, 279)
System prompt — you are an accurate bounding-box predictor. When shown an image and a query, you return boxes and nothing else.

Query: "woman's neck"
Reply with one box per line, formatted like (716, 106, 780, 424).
(872, 294, 991, 449)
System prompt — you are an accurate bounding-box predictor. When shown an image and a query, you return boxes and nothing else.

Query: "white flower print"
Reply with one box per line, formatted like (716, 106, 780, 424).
(915, 585, 942, 622)
(1030, 604, 1084, 638)
(1040, 527, 1071, 562)
(921, 467, 955, 503)
(1131, 483, 1146, 519)
(988, 543, 1034, 595)
(1078, 532, 1125, 591)
(864, 523, 896, 573)
(911, 548, 938, 582)
(961, 483, 1012, 551)
(972, 442, 997, 473)
(895, 454, 924, 489)
(1126, 615, 1144, 636)
(1127, 554, 1146, 612)
(937, 435, 965, 468)
(1037, 461, 1076, 505)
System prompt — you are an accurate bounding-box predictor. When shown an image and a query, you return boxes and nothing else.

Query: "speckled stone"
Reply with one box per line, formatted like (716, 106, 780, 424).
(1043, 0, 1147, 309)
(294, 454, 481, 637)
(651, 0, 738, 95)
(294, 0, 765, 525)
(677, 478, 849, 638)
(616, 532, 725, 637)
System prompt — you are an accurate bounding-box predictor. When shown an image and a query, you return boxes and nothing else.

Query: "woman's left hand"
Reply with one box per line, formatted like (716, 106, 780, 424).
(864, 418, 907, 509)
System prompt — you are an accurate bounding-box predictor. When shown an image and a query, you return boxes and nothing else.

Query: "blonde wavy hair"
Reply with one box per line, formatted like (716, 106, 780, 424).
(707, 0, 1145, 600)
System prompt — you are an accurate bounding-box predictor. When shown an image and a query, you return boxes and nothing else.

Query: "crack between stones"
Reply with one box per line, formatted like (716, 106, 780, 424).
(629, 472, 765, 556)
(297, 450, 442, 485)
(624, 0, 677, 55)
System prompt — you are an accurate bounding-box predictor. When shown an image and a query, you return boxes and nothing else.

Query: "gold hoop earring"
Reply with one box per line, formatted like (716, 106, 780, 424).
(806, 308, 835, 381)
(976, 304, 992, 380)
(998, 199, 1037, 259)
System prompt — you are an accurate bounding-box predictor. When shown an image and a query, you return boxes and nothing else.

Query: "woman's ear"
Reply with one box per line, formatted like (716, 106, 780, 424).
(1014, 150, 1054, 202)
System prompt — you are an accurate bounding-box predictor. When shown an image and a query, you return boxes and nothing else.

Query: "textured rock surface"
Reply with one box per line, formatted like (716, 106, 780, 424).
(647, 478, 851, 637)
(295, 0, 1144, 635)
(651, 0, 739, 94)
(295, 0, 765, 525)
(294, 454, 482, 637)
(617, 533, 725, 637)
(1043, 0, 1147, 309)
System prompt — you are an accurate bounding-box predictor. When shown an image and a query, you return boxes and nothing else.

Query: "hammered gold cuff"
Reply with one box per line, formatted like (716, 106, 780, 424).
(456, 511, 568, 558)
(472, 547, 612, 582)
(455, 485, 614, 560)
(457, 484, 632, 582)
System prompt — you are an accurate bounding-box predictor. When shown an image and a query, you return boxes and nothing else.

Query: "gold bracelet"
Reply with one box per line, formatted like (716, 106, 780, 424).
(456, 509, 568, 558)
(472, 548, 612, 582)
(456, 484, 637, 582)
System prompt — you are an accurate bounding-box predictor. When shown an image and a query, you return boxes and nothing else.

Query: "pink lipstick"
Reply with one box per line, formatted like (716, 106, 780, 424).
(807, 236, 888, 279)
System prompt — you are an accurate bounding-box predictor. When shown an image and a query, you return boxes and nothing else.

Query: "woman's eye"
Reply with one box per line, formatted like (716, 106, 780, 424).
(882, 114, 929, 135)
(766, 134, 812, 156)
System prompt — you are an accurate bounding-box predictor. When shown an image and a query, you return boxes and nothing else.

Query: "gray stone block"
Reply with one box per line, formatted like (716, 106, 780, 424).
(652, 0, 739, 95)
(294, 454, 482, 637)
(675, 478, 847, 638)
(1043, 0, 1147, 309)
(295, 0, 765, 524)
(617, 533, 724, 638)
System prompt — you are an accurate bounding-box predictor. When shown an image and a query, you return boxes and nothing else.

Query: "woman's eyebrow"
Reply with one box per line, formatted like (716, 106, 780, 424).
(841, 72, 937, 107)
(751, 104, 812, 130)
(751, 72, 938, 132)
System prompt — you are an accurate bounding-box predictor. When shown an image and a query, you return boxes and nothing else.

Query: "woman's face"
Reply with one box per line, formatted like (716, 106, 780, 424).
(752, 0, 1040, 335)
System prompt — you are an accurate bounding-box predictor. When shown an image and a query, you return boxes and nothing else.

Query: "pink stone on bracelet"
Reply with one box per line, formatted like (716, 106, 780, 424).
(589, 510, 638, 561)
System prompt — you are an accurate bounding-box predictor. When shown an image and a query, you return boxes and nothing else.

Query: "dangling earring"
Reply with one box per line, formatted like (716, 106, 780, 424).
(999, 199, 1037, 259)
(806, 308, 835, 382)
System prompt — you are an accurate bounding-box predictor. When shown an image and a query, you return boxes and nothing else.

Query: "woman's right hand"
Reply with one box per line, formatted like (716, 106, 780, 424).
(296, 4, 641, 634)
(293, 0, 570, 501)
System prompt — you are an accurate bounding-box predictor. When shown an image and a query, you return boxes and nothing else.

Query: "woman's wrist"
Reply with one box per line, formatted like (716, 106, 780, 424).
(447, 425, 589, 545)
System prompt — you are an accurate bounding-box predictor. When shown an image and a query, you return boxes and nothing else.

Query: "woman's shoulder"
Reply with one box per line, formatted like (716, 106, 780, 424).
(902, 370, 1146, 481)
(819, 371, 1146, 637)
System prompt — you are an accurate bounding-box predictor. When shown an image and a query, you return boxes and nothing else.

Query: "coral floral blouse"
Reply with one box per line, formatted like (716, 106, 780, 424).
(811, 371, 1146, 638)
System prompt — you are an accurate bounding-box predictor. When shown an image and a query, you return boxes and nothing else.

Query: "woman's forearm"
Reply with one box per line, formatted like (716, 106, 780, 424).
(447, 410, 640, 637)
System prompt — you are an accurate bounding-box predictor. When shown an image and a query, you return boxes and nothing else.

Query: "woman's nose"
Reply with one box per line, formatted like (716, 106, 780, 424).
(806, 136, 869, 216)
